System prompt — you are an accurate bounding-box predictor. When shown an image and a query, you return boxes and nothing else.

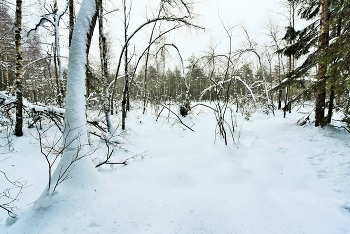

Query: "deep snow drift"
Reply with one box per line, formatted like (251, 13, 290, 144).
(1, 105, 350, 233)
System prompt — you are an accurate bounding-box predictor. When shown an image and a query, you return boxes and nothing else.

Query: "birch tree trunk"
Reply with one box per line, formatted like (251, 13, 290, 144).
(69, 0, 75, 47)
(4, 53, 8, 92)
(53, 0, 67, 107)
(53, 41, 60, 105)
(15, 0, 23, 137)
(98, 0, 113, 133)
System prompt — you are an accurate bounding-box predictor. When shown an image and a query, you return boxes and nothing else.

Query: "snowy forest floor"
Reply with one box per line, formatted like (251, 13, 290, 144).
(1, 103, 350, 233)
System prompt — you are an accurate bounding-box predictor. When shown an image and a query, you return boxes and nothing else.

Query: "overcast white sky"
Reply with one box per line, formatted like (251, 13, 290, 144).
(102, 0, 289, 70)
(20, 0, 289, 70)
(175, 0, 286, 59)
(91, 0, 288, 71)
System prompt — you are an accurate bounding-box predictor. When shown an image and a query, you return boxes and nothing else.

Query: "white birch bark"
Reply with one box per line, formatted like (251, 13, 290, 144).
(54, 1, 68, 105)
(15, 0, 23, 137)
(98, 0, 114, 133)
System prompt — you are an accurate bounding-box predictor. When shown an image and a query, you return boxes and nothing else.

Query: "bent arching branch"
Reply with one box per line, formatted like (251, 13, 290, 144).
(111, 16, 204, 108)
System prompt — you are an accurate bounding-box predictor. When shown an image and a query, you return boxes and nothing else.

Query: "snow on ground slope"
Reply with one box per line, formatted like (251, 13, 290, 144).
(1, 106, 350, 233)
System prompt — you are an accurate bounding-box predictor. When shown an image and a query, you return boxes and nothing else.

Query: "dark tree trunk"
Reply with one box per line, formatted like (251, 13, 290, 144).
(15, 0, 23, 137)
(326, 4, 342, 125)
(68, 0, 75, 47)
(121, 0, 129, 130)
(278, 89, 282, 110)
(53, 42, 61, 106)
(288, 102, 292, 113)
(315, 0, 329, 127)
(5, 53, 9, 91)
(327, 86, 334, 124)
(126, 86, 130, 111)
(283, 86, 289, 118)
(315, 87, 326, 126)
(0, 66, 2, 90)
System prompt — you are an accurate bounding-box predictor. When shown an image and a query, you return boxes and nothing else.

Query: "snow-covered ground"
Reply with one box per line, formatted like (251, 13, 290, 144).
(1, 104, 350, 233)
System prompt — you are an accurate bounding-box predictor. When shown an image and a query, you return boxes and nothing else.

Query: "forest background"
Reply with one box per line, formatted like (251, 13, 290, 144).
(1, 0, 350, 231)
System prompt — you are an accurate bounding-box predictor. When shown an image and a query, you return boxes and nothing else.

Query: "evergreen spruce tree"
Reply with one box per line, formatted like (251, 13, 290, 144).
(324, 0, 350, 122)
(276, 0, 350, 127)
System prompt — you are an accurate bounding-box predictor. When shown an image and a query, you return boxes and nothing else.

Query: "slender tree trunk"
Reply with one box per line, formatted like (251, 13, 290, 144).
(278, 89, 282, 110)
(4, 53, 8, 92)
(327, 86, 334, 124)
(15, 0, 23, 137)
(283, 50, 291, 117)
(0, 65, 3, 90)
(283, 2, 296, 117)
(98, 0, 113, 133)
(53, 42, 61, 105)
(284, 86, 289, 118)
(126, 77, 130, 112)
(315, 0, 329, 127)
(277, 51, 283, 110)
(53, 0, 67, 107)
(121, 0, 129, 130)
(68, 0, 75, 47)
(142, 59, 149, 114)
(327, 7, 343, 125)
(289, 3, 295, 114)
(142, 10, 161, 114)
